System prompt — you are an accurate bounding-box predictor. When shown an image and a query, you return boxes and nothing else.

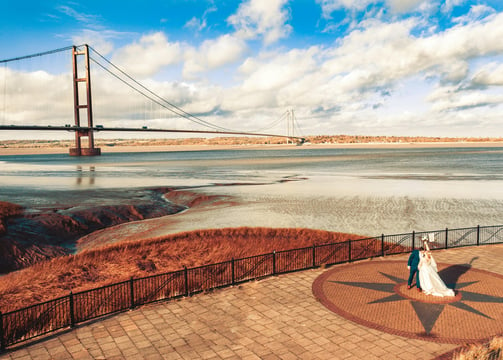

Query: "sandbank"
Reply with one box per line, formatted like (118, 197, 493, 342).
(76, 183, 503, 251)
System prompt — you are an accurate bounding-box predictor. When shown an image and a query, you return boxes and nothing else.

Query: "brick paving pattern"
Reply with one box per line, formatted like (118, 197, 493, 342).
(313, 260, 503, 343)
(1, 244, 502, 360)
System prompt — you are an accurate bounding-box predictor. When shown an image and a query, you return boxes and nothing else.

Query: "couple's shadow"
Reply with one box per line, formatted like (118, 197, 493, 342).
(438, 256, 478, 290)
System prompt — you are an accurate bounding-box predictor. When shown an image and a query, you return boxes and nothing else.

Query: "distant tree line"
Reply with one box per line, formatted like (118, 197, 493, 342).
(1, 135, 503, 148)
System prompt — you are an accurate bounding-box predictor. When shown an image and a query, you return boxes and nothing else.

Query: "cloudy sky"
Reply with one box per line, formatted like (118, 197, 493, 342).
(2, 0, 503, 139)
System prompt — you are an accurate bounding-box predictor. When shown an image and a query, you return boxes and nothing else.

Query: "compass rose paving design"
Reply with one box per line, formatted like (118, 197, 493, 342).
(312, 260, 503, 344)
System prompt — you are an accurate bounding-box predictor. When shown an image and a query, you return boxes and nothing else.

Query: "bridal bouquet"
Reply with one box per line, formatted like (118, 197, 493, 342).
(422, 233, 436, 243)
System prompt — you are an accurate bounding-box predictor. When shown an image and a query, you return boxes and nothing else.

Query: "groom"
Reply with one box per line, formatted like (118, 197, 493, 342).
(407, 246, 423, 291)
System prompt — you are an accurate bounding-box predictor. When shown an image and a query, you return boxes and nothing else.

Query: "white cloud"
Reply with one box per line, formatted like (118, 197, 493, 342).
(112, 33, 183, 78)
(185, 17, 207, 32)
(311, 12, 503, 121)
(322, 19, 420, 86)
(85, 11, 503, 135)
(5, 1, 503, 138)
(429, 89, 503, 112)
(472, 62, 503, 86)
(56, 5, 101, 27)
(438, 60, 469, 83)
(324, 12, 503, 86)
(317, 0, 375, 16)
(216, 47, 322, 114)
(386, 0, 427, 13)
(452, 4, 496, 24)
(316, 0, 428, 17)
(183, 34, 247, 79)
(227, 0, 292, 45)
(72, 29, 117, 55)
(0, 68, 73, 126)
(239, 47, 319, 92)
(441, 0, 465, 14)
(184, 5, 218, 32)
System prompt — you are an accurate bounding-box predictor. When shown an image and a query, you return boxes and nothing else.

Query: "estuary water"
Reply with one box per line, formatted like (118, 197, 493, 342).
(1, 146, 503, 237)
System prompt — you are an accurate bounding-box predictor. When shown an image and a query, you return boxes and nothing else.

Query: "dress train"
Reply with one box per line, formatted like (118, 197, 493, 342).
(418, 253, 455, 297)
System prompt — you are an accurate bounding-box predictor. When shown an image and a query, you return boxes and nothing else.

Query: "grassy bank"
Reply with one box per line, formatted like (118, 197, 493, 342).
(0, 227, 364, 312)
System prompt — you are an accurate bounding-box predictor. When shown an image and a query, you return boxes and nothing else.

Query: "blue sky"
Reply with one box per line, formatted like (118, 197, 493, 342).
(2, 0, 503, 138)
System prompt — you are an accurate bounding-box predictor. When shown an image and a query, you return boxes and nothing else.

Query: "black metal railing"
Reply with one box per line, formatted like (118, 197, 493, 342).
(1, 224, 502, 350)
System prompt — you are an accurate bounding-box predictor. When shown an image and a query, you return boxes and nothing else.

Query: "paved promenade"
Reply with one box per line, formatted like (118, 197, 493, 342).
(1, 244, 502, 360)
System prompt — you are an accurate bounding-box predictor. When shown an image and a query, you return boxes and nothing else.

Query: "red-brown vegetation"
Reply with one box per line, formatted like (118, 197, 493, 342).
(0, 191, 187, 273)
(0, 201, 23, 234)
(0, 202, 63, 275)
(0, 227, 363, 312)
(453, 336, 503, 360)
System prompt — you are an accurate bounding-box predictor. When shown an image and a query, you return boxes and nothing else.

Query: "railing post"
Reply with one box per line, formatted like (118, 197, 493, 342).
(69, 291, 75, 328)
(348, 240, 352, 262)
(445, 228, 449, 249)
(312, 245, 316, 268)
(477, 225, 480, 246)
(231, 258, 235, 285)
(0, 311, 5, 352)
(272, 251, 276, 275)
(412, 231, 415, 250)
(184, 267, 189, 297)
(130, 277, 135, 309)
(381, 234, 385, 256)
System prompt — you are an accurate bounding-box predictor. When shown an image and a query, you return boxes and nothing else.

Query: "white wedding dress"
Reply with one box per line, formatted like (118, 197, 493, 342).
(418, 253, 455, 297)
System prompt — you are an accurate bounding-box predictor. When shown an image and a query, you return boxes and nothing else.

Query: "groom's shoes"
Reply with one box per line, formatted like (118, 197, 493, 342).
(407, 285, 412, 289)
(417, 288, 422, 292)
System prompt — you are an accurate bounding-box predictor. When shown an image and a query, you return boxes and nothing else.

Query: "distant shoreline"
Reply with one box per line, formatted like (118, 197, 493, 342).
(2, 141, 503, 156)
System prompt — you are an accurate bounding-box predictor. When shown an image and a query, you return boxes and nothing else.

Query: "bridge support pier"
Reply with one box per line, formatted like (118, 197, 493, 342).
(69, 147, 101, 156)
(70, 44, 100, 156)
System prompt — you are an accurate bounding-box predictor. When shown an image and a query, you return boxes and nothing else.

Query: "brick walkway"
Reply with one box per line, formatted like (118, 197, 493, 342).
(1, 244, 502, 360)
(313, 260, 503, 344)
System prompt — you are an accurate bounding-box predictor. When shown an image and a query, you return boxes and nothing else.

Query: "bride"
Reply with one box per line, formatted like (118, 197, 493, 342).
(418, 238, 455, 297)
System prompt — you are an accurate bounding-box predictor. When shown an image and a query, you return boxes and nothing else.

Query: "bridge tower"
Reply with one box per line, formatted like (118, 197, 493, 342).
(69, 45, 101, 156)
(286, 109, 295, 144)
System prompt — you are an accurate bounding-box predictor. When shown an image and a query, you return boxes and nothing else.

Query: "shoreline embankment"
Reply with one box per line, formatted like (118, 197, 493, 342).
(2, 141, 503, 156)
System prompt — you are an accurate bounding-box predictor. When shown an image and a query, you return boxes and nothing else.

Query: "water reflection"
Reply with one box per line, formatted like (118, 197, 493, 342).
(1, 148, 503, 198)
(76, 166, 96, 185)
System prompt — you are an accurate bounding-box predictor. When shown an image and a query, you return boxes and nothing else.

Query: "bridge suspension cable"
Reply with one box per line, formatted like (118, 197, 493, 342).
(87, 46, 233, 132)
(293, 112, 306, 138)
(0, 46, 74, 64)
(87, 45, 288, 135)
(1, 45, 297, 137)
(88, 46, 276, 134)
(0, 44, 305, 151)
(250, 110, 289, 133)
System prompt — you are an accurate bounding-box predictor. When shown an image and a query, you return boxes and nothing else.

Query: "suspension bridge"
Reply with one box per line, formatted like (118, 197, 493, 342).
(0, 44, 305, 156)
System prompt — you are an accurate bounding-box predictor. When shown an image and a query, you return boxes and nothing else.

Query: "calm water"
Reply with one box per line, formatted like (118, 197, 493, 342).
(1, 146, 503, 206)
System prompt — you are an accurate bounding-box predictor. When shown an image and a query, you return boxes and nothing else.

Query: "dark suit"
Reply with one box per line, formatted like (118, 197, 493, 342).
(407, 249, 421, 288)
